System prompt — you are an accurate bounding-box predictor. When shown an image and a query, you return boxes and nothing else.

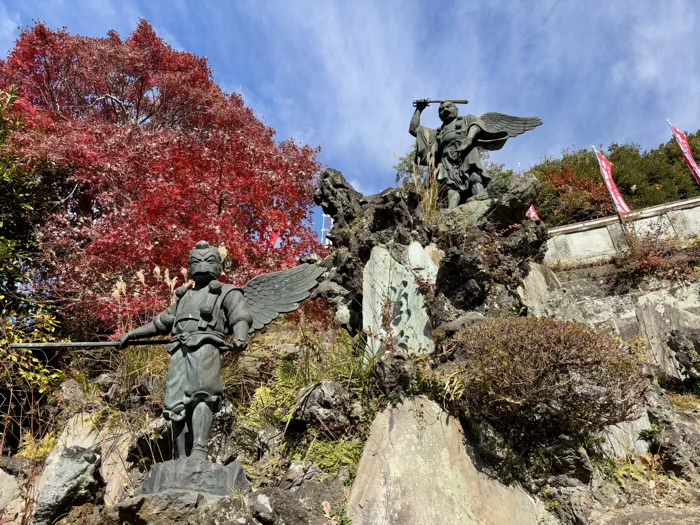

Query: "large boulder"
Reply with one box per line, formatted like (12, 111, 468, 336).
(363, 244, 434, 359)
(347, 397, 551, 525)
(437, 173, 541, 234)
(33, 446, 103, 525)
(314, 168, 427, 262)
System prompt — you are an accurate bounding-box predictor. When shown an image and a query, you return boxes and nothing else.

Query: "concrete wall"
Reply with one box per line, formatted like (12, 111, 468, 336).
(543, 196, 700, 269)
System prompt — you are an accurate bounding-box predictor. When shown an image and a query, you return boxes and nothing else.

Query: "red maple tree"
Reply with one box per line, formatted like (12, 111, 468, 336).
(1, 22, 323, 337)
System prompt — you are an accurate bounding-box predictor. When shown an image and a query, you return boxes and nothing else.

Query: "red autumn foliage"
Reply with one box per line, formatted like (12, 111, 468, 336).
(0, 22, 324, 337)
(540, 165, 616, 223)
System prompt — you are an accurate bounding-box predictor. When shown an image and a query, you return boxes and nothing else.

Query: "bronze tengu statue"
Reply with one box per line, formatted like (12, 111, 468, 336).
(409, 98, 542, 209)
(118, 241, 324, 461)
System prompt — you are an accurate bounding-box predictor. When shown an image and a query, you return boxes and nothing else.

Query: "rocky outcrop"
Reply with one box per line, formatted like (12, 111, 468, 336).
(437, 172, 541, 234)
(347, 397, 552, 525)
(667, 328, 700, 388)
(34, 446, 103, 525)
(363, 243, 435, 359)
(293, 380, 353, 434)
(314, 168, 428, 263)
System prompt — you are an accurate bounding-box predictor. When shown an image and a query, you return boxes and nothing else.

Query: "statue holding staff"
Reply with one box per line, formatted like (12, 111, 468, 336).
(409, 98, 543, 209)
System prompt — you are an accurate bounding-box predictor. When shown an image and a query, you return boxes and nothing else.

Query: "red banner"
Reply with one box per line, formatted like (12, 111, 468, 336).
(593, 147, 631, 216)
(526, 205, 540, 221)
(518, 165, 541, 221)
(668, 120, 700, 186)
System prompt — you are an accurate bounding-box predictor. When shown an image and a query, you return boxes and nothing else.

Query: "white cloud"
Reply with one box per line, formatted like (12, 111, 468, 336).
(3, 0, 700, 194)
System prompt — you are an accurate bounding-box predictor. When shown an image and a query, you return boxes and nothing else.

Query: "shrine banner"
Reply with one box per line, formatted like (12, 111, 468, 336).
(518, 163, 541, 221)
(592, 147, 632, 215)
(667, 120, 700, 186)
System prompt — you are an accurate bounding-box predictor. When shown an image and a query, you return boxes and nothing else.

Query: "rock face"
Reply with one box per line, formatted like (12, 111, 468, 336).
(34, 446, 103, 525)
(437, 173, 541, 234)
(518, 266, 700, 381)
(363, 244, 434, 358)
(0, 468, 19, 515)
(32, 412, 133, 507)
(314, 168, 428, 263)
(293, 380, 352, 433)
(347, 397, 550, 525)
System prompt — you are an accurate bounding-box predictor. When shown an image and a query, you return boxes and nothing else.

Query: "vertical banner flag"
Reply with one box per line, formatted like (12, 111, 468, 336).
(592, 146, 632, 216)
(320, 214, 333, 246)
(518, 163, 541, 221)
(667, 120, 700, 186)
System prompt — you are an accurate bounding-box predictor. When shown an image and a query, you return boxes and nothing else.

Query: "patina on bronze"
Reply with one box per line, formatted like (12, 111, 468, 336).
(112, 241, 324, 462)
(409, 98, 542, 209)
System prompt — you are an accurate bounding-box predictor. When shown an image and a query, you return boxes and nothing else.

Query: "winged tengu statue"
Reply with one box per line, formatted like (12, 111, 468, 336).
(409, 98, 543, 209)
(117, 241, 324, 460)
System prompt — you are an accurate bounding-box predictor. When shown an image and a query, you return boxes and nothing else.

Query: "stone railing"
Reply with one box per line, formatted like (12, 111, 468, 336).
(543, 196, 700, 268)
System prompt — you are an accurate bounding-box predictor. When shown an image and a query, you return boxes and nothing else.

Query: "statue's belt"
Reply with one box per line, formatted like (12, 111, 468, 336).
(167, 331, 230, 354)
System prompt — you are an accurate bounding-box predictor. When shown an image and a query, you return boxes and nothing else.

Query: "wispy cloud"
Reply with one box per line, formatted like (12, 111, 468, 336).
(3, 0, 700, 193)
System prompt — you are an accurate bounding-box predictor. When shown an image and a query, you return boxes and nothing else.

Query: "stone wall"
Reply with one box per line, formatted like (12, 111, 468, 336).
(544, 196, 700, 268)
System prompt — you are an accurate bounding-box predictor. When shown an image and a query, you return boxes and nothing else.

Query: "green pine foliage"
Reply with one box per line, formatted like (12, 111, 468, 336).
(531, 133, 700, 226)
(395, 131, 700, 227)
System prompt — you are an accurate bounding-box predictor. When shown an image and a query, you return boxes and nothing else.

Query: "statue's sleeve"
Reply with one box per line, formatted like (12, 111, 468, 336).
(223, 289, 253, 343)
(415, 126, 437, 167)
(153, 302, 177, 333)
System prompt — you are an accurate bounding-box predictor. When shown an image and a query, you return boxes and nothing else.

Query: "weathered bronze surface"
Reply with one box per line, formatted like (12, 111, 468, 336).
(409, 99, 542, 209)
(119, 241, 323, 461)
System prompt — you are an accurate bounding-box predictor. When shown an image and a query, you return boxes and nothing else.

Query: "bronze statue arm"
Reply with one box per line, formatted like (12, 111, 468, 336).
(409, 107, 423, 137)
(224, 289, 254, 351)
(409, 99, 430, 137)
(463, 123, 482, 148)
(117, 321, 161, 349)
(232, 319, 250, 350)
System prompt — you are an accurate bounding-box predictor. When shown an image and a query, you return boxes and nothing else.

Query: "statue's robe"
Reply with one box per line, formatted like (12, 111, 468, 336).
(152, 283, 252, 421)
(415, 114, 511, 193)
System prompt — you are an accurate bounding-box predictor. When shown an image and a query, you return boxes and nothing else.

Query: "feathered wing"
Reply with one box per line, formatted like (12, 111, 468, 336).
(242, 264, 325, 333)
(478, 112, 543, 138)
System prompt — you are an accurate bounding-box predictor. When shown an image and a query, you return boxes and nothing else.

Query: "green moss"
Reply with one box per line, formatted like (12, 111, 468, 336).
(299, 438, 363, 474)
(669, 393, 700, 411)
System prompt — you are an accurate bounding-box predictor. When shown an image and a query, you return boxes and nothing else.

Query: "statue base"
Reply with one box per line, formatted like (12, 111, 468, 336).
(140, 458, 251, 496)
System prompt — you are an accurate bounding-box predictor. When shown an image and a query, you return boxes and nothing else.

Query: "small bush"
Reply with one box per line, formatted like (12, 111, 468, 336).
(613, 231, 700, 282)
(445, 317, 646, 453)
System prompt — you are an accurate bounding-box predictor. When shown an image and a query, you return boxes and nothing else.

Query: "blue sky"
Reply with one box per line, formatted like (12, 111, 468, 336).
(2, 0, 699, 199)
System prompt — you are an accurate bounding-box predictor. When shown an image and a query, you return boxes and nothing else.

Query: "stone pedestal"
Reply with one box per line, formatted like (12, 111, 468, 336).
(140, 458, 250, 496)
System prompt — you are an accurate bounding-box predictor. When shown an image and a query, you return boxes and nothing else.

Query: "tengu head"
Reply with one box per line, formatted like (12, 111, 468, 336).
(188, 241, 222, 284)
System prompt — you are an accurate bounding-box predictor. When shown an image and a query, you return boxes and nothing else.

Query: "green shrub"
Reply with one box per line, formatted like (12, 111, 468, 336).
(445, 317, 646, 452)
(613, 231, 700, 283)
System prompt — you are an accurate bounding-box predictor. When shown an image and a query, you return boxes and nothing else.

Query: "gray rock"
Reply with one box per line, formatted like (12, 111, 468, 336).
(406, 241, 439, 284)
(294, 380, 352, 433)
(667, 328, 700, 385)
(591, 506, 700, 524)
(347, 397, 551, 525)
(140, 458, 250, 496)
(600, 412, 652, 459)
(363, 244, 434, 359)
(34, 446, 103, 525)
(516, 262, 562, 317)
(481, 282, 522, 316)
(435, 247, 488, 310)
(313, 168, 367, 228)
(434, 311, 485, 338)
(248, 493, 275, 525)
(0, 468, 19, 513)
(437, 173, 541, 234)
